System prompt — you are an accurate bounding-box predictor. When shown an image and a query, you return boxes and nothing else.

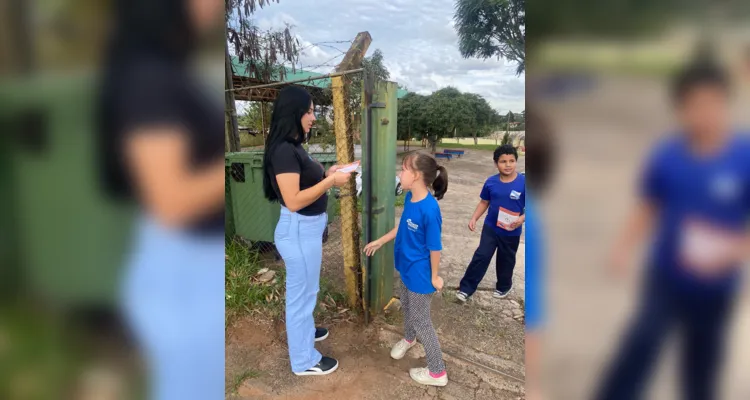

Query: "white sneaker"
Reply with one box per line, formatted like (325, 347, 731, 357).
(409, 367, 448, 387)
(390, 338, 416, 360)
(493, 286, 512, 299)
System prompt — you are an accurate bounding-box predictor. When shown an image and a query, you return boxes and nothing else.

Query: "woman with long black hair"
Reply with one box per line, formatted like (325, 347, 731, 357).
(263, 85, 351, 376)
(97, 0, 225, 398)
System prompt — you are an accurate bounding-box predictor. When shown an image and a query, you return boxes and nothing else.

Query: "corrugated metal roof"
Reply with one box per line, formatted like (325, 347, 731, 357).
(231, 56, 407, 98)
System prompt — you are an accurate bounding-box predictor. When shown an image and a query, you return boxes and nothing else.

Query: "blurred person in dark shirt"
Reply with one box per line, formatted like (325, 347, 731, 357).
(97, 0, 225, 399)
(595, 60, 750, 400)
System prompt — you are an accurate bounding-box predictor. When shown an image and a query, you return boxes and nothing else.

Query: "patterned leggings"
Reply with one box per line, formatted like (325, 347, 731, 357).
(401, 281, 446, 373)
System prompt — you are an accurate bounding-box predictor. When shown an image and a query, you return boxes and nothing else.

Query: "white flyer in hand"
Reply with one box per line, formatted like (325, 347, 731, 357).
(337, 161, 360, 173)
(497, 206, 520, 230)
(680, 220, 741, 272)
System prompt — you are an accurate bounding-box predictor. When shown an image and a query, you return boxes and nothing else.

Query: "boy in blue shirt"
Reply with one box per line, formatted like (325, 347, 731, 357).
(595, 61, 750, 399)
(457, 144, 526, 302)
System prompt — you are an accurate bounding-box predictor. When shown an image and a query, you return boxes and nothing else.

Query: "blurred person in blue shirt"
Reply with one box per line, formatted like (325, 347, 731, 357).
(97, 0, 225, 399)
(523, 107, 554, 400)
(595, 61, 750, 400)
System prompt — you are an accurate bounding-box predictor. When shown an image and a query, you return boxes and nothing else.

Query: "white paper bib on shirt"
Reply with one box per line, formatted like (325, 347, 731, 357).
(679, 219, 742, 274)
(497, 206, 520, 230)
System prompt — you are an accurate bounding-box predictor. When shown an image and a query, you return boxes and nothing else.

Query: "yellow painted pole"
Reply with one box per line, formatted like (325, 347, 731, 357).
(331, 75, 361, 308)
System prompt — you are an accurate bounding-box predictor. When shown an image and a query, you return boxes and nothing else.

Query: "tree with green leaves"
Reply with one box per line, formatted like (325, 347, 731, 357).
(348, 49, 391, 133)
(505, 110, 515, 133)
(501, 131, 512, 145)
(397, 92, 427, 145)
(461, 93, 499, 144)
(454, 0, 525, 74)
(226, 0, 299, 81)
(237, 103, 271, 133)
(225, 0, 300, 150)
(397, 87, 501, 152)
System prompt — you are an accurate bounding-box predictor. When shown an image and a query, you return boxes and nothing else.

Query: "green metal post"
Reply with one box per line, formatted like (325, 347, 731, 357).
(362, 81, 398, 314)
(0, 125, 18, 296)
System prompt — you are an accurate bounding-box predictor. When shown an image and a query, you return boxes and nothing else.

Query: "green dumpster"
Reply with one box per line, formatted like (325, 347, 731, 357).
(225, 151, 338, 244)
(0, 74, 135, 308)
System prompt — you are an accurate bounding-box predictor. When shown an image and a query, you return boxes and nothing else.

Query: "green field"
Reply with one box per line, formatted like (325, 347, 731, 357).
(437, 143, 500, 151)
(397, 141, 526, 153)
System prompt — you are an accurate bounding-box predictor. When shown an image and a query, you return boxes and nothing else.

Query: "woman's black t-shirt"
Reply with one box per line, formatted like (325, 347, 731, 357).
(268, 142, 328, 216)
(100, 55, 225, 234)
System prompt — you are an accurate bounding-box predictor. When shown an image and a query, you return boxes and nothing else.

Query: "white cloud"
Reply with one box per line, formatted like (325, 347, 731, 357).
(251, 0, 524, 112)
(256, 12, 299, 31)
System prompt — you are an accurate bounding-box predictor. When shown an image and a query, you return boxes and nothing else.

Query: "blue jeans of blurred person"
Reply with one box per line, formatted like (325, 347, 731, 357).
(594, 267, 736, 400)
(121, 216, 225, 400)
(274, 207, 327, 373)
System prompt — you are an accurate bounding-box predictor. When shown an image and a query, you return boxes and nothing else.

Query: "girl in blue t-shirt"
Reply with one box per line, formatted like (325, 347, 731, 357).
(364, 150, 450, 387)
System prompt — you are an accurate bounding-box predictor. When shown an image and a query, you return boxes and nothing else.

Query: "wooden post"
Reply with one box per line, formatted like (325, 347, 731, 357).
(332, 32, 372, 309)
(1, 0, 33, 74)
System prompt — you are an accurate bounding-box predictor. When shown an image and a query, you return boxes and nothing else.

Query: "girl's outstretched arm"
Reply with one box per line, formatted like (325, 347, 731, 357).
(363, 227, 398, 256)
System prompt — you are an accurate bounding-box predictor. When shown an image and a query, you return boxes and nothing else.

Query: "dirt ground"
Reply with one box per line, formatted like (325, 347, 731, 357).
(225, 150, 526, 400)
(537, 75, 750, 399)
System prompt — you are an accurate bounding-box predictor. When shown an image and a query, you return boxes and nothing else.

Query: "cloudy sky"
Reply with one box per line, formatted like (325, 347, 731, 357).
(251, 0, 524, 113)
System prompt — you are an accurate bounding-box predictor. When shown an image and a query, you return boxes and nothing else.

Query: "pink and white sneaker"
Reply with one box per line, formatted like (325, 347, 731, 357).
(409, 367, 448, 386)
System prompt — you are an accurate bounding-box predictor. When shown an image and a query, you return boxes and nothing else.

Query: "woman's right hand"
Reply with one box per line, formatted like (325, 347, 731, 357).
(331, 171, 352, 187)
(363, 240, 383, 256)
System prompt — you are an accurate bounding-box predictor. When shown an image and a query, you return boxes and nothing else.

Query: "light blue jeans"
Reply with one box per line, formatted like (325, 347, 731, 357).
(274, 207, 327, 373)
(121, 216, 225, 400)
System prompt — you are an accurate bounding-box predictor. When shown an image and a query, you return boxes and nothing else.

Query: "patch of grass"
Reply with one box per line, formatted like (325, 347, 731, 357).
(1, 305, 81, 399)
(329, 195, 341, 218)
(239, 132, 264, 148)
(225, 239, 285, 323)
(0, 302, 148, 399)
(314, 278, 350, 322)
(436, 143, 502, 152)
(394, 193, 406, 208)
(383, 308, 402, 326)
(226, 239, 352, 324)
(230, 369, 262, 395)
(535, 45, 681, 78)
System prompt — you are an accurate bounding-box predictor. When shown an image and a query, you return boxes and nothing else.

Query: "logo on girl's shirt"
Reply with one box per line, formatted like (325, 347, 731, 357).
(406, 219, 419, 232)
(510, 190, 522, 200)
(711, 172, 741, 203)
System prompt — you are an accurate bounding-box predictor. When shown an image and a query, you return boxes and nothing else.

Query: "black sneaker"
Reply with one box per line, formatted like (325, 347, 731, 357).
(314, 327, 329, 342)
(293, 356, 339, 376)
